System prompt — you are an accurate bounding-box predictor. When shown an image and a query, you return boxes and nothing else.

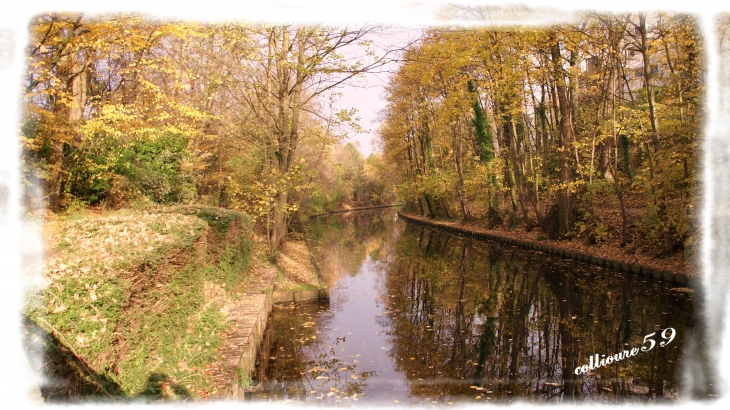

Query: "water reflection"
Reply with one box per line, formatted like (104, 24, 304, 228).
(253, 210, 708, 404)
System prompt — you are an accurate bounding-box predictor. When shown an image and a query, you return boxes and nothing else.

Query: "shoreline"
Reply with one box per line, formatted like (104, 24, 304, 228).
(397, 211, 700, 290)
(308, 203, 404, 218)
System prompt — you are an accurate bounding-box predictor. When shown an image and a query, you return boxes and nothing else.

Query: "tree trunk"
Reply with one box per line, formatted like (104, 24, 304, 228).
(422, 194, 435, 218)
(49, 52, 86, 212)
(440, 198, 452, 219)
(452, 123, 471, 221)
(639, 13, 661, 152)
(550, 36, 574, 236)
(505, 114, 533, 230)
(267, 27, 305, 257)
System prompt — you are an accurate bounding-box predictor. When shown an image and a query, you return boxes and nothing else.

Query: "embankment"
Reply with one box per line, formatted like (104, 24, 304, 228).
(398, 211, 700, 290)
(23, 206, 258, 401)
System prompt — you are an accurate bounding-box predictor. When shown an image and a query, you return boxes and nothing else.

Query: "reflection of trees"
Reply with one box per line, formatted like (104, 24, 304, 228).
(379, 224, 698, 403)
(255, 213, 703, 404)
(305, 211, 395, 287)
(253, 303, 372, 403)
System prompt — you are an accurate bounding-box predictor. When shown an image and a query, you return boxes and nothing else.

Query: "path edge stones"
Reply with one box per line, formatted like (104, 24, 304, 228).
(226, 270, 276, 400)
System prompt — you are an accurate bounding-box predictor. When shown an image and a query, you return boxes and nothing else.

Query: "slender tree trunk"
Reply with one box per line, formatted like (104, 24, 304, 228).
(440, 198, 451, 219)
(506, 114, 533, 229)
(639, 13, 661, 152)
(452, 123, 471, 221)
(550, 36, 574, 236)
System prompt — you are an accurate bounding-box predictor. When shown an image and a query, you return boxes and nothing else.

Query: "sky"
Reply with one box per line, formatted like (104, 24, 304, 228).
(2, 0, 730, 408)
(333, 27, 423, 157)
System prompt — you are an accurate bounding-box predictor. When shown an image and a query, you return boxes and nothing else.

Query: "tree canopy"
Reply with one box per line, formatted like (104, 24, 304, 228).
(377, 11, 702, 254)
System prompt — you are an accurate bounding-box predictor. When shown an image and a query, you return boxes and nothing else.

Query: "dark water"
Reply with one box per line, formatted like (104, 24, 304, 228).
(252, 209, 712, 404)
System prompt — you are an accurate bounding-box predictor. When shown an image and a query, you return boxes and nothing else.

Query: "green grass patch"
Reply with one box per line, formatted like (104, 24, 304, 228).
(24, 206, 254, 401)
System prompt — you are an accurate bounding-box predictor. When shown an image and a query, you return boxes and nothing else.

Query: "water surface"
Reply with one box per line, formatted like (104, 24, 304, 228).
(252, 209, 710, 404)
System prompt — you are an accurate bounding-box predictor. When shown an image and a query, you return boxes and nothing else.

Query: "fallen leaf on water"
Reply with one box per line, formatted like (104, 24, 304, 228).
(350, 375, 358, 380)
(394, 400, 399, 403)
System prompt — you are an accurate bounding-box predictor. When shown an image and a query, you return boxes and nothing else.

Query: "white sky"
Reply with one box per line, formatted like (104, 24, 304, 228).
(2, 0, 730, 408)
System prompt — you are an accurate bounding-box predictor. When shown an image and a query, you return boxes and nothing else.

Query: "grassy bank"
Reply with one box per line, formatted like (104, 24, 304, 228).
(23, 206, 254, 401)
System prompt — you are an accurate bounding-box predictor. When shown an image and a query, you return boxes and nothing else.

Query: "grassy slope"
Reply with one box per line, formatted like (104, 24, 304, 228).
(23, 205, 253, 402)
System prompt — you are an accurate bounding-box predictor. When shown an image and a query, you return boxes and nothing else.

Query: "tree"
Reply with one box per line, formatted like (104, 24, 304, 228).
(232, 25, 393, 255)
(378, 12, 701, 253)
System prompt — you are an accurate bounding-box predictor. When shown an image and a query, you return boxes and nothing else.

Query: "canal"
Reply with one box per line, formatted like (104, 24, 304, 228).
(252, 209, 710, 404)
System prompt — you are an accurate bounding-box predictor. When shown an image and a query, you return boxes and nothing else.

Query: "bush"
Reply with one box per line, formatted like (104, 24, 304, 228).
(57, 133, 197, 208)
(587, 220, 609, 244)
(106, 175, 142, 209)
(116, 133, 196, 205)
(573, 205, 609, 244)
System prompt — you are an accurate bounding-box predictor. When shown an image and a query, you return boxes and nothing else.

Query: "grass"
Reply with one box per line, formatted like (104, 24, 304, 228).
(236, 366, 252, 389)
(24, 206, 254, 401)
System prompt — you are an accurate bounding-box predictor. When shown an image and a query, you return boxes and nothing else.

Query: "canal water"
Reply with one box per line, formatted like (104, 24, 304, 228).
(252, 209, 711, 404)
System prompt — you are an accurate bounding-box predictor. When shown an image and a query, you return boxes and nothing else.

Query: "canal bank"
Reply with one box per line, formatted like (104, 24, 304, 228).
(250, 207, 711, 403)
(215, 238, 329, 399)
(397, 211, 700, 290)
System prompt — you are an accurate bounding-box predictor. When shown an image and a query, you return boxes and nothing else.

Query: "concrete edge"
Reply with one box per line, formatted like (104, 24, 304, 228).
(228, 278, 274, 399)
(272, 288, 330, 303)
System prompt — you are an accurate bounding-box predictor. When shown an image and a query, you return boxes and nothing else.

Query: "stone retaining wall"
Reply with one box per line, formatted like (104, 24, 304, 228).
(213, 266, 276, 400)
